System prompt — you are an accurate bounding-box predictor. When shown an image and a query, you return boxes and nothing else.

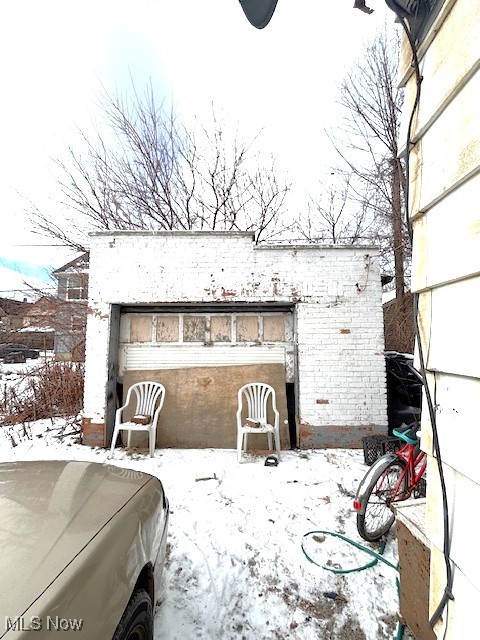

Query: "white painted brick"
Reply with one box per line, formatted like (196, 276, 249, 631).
(84, 232, 387, 443)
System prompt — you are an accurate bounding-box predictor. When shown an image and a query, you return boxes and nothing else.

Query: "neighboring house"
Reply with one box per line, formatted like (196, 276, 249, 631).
(82, 231, 387, 450)
(397, 0, 480, 637)
(0, 297, 30, 332)
(22, 296, 55, 329)
(52, 253, 89, 361)
(0, 296, 54, 350)
(19, 297, 56, 350)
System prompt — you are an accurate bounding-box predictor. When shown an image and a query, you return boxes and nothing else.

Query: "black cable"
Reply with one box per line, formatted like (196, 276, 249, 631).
(397, 15, 422, 246)
(383, 1, 455, 630)
(413, 295, 454, 628)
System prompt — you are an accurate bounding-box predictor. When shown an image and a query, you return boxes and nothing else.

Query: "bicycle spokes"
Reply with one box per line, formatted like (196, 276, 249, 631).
(356, 460, 408, 541)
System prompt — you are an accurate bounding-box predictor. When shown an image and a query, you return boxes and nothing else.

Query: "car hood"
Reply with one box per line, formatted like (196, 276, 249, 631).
(0, 460, 153, 625)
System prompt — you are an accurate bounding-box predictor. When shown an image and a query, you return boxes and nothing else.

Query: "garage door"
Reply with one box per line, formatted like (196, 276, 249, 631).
(118, 311, 294, 449)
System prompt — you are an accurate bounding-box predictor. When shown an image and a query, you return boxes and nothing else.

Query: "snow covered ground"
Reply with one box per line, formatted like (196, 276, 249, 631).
(0, 352, 54, 388)
(0, 416, 411, 640)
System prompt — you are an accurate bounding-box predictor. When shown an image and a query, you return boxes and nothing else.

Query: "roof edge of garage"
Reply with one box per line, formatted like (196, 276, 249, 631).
(88, 230, 378, 251)
(255, 243, 378, 251)
(89, 230, 255, 239)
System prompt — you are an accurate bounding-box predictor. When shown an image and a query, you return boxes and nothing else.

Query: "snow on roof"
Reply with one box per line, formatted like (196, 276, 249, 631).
(0, 266, 53, 302)
(52, 252, 90, 276)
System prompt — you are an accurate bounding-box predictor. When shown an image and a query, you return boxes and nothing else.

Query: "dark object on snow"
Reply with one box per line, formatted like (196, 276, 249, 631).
(362, 434, 402, 466)
(385, 351, 422, 433)
(0, 343, 40, 360)
(264, 455, 278, 467)
(3, 351, 27, 364)
(323, 591, 339, 600)
(195, 474, 217, 482)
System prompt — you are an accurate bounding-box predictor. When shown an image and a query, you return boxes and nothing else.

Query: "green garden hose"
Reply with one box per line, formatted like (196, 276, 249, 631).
(301, 530, 406, 639)
(301, 529, 397, 573)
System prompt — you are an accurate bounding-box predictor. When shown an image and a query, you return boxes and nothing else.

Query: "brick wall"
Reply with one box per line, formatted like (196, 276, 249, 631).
(83, 231, 387, 447)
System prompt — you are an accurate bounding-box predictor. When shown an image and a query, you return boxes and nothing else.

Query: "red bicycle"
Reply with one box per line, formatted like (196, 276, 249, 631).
(353, 423, 427, 541)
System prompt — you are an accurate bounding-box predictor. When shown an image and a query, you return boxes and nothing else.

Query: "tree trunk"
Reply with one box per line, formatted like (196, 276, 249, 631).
(392, 157, 405, 308)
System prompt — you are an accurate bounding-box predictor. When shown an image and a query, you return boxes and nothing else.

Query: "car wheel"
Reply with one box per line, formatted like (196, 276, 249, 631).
(112, 589, 153, 640)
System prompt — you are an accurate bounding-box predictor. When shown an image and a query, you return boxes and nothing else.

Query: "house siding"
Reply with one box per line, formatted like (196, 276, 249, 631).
(83, 231, 387, 448)
(399, 0, 480, 636)
(53, 253, 89, 361)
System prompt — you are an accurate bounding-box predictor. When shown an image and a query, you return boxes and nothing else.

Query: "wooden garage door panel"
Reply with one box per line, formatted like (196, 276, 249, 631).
(123, 364, 289, 450)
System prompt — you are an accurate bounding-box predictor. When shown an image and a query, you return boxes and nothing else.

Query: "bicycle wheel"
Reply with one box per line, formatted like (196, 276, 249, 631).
(356, 457, 407, 541)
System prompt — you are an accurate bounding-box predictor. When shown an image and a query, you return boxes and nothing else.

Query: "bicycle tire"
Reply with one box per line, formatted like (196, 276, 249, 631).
(356, 456, 407, 541)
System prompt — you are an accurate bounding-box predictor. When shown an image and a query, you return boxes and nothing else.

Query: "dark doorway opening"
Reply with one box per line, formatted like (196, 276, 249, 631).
(286, 383, 297, 448)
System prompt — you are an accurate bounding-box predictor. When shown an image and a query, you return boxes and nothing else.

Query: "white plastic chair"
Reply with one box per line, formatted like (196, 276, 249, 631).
(236, 382, 281, 462)
(110, 381, 165, 458)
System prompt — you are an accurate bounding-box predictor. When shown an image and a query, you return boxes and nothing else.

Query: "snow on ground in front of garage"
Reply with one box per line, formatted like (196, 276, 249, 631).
(0, 420, 411, 640)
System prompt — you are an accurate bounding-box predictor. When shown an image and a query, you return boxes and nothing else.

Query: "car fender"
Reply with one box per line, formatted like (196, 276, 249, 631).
(3, 477, 167, 640)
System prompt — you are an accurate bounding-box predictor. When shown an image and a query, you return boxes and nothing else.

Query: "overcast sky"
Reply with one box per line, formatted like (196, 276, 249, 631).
(0, 0, 393, 287)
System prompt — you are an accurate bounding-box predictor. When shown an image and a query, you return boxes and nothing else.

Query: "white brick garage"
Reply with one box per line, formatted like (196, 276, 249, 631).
(82, 231, 387, 449)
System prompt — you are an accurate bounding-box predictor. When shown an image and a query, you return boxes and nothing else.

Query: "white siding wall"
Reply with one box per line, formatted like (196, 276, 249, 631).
(399, 0, 480, 635)
(83, 232, 387, 446)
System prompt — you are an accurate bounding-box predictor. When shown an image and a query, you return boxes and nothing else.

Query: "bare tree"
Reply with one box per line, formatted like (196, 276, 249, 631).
(295, 174, 376, 244)
(292, 24, 408, 304)
(31, 88, 290, 248)
(330, 24, 408, 302)
(290, 25, 411, 348)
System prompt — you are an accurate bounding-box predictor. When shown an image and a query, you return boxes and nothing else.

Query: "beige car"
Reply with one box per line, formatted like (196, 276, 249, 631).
(0, 460, 169, 639)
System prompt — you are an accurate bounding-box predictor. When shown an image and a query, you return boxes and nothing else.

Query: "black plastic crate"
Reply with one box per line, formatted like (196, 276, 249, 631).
(415, 475, 427, 498)
(362, 434, 402, 466)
